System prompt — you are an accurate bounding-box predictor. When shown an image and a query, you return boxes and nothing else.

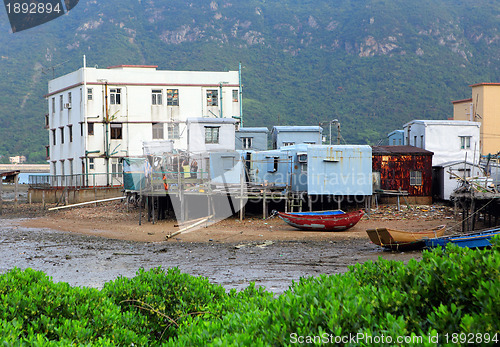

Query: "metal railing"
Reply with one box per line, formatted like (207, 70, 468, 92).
(29, 173, 123, 189)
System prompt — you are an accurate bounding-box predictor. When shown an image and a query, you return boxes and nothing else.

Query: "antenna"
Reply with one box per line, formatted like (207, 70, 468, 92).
(41, 60, 70, 79)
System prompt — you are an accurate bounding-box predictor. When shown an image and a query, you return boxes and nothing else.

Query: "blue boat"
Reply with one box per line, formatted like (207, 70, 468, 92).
(424, 228, 500, 249)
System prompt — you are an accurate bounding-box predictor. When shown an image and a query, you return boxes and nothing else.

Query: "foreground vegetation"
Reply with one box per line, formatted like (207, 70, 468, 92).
(1, 240, 499, 346)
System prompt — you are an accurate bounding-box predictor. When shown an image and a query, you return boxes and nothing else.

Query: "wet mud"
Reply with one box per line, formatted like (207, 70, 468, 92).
(1, 219, 422, 294)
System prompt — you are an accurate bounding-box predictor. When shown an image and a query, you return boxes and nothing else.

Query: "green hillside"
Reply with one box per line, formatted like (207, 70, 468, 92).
(1, 0, 499, 162)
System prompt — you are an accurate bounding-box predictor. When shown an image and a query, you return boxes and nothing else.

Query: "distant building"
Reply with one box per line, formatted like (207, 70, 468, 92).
(45, 64, 241, 186)
(372, 146, 434, 205)
(9, 156, 26, 164)
(271, 126, 322, 149)
(403, 120, 480, 166)
(235, 127, 269, 151)
(432, 161, 485, 201)
(387, 130, 404, 146)
(452, 83, 500, 155)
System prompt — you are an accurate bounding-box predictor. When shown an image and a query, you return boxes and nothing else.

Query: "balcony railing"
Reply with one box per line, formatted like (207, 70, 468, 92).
(29, 173, 123, 189)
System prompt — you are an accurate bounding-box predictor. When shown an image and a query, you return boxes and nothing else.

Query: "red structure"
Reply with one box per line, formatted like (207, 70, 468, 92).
(372, 146, 433, 204)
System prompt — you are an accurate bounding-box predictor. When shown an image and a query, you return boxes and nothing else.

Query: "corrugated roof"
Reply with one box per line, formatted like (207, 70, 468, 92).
(272, 126, 322, 133)
(372, 145, 434, 156)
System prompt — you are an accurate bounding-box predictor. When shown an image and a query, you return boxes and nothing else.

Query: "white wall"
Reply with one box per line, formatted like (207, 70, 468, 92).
(404, 120, 481, 166)
(46, 66, 241, 186)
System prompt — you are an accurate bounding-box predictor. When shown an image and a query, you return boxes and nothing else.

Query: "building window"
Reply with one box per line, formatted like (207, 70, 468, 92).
(267, 157, 279, 172)
(167, 89, 179, 106)
(45, 114, 49, 128)
(232, 89, 238, 102)
(68, 92, 72, 106)
(68, 125, 73, 143)
(168, 123, 180, 139)
(242, 137, 252, 149)
(51, 98, 55, 113)
(413, 136, 417, 146)
(60, 95, 63, 111)
(152, 90, 162, 105)
(206, 90, 218, 106)
(45, 146, 50, 160)
(60, 128, 64, 144)
(410, 171, 422, 186)
(88, 123, 94, 136)
(87, 88, 93, 101)
(110, 88, 121, 105)
(60, 160, 65, 177)
(89, 158, 95, 171)
(420, 135, 424, 148)
(111, 158, 123, 179)
(392, 139, 396, 145)
(52, 161, 56, 176)
(222, 156, 235, 171)
(51, 129, 56, 145)
(460, 136, 471, 149)
(152, 123, 164, 139)
(205, 126, 219, 144)
(110, 123, 122, 139)
(283, 142, 295, 147)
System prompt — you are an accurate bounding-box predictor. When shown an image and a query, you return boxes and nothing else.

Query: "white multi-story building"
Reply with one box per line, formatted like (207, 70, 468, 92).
(45, 64, 242, 186)
(403, 120, 481, 166)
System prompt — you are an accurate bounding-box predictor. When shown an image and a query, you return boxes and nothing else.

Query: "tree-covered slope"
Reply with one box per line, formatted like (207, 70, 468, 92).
(0, 0, 499, 162)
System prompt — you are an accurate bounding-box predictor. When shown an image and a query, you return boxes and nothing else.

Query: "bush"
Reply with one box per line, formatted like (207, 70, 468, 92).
(0, 238, 498, 345)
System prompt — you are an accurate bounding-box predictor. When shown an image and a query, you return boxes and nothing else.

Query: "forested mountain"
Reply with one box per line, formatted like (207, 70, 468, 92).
(1, 0, 499, 162)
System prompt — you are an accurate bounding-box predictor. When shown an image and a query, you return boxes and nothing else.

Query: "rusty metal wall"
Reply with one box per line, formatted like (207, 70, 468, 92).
(372, 154, 433, 196)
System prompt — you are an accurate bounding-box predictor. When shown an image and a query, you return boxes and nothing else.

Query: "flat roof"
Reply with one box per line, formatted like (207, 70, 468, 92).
(372, 145, 433, 156)
(469, 82, 500, 87)
(451, 98, 472, 104)
(237, 127, 269, 133)
(403, 119, 480, 127)
(272, 126, 322, 132)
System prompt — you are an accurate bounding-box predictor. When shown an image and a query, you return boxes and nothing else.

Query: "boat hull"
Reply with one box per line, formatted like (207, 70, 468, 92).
(425, 229, 500, 249)
(277, 210, 364, 231)
(366, 225, 446, 250)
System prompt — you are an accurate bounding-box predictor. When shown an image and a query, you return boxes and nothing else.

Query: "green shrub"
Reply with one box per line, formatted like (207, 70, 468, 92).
(0, 238, 498, 346)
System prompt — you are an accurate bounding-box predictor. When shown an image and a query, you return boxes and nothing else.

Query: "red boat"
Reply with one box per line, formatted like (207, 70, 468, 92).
(275, 209, 365, 231)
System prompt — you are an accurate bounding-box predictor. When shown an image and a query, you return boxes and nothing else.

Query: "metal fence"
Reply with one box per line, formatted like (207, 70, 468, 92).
(29, 173, 123, 189)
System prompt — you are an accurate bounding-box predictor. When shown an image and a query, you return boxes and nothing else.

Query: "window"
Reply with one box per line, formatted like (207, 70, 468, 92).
(87, 88, 93, 101)
(89, 158, 95, 171)
(152, 123, 164, 139)
(51, 98, 55, 113)
(460, 136, 471, 149)
(88, 123, 94, 136)
(110, 88, 121, 105)
(45, 114, 49, 128)
(167, 89, 179, 106)
(52, 129, 56, 145)
(60, 160, 65, 177)
(152, 90, 162, 105)
(242, 137, 252, 149)
(420, 135, 424, 148)
(68, 92, 72, 105)
(60, 95, 63, 111)
(168, 123, 180, 139)
(68, 125, 73, 143)
(45, 146, 50, 160)
(283, 142, 295, 147)
(413, 136, 417, 146)
(392, 139, 396, 145)
(410, 171, 422, 186)
(80, 123, 84, 136)
(60, 127, 64, 144)
(110, 123, 122, 139)
(205, 126, 219, 144)
(232, 89, 238, 102)
(222, 156, 235, 171)
(398, 139, 402, 145)
(267, 157, 279, 172)
(111, 158, 123, 179)
(52, 161, 56, 176)
(206, 90, 218, 106)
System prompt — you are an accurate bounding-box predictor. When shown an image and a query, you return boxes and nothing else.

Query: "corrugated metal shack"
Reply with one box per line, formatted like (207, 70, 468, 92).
(271, 126, 322, 149)
(235, 127, 269, 151)
(372, 145, 433, 204)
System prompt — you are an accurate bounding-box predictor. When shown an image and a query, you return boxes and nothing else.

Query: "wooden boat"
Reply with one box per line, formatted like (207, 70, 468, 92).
(275, 209, 364, 231)
(424, 228, 500, 249)
(366, 225, 446, 250)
